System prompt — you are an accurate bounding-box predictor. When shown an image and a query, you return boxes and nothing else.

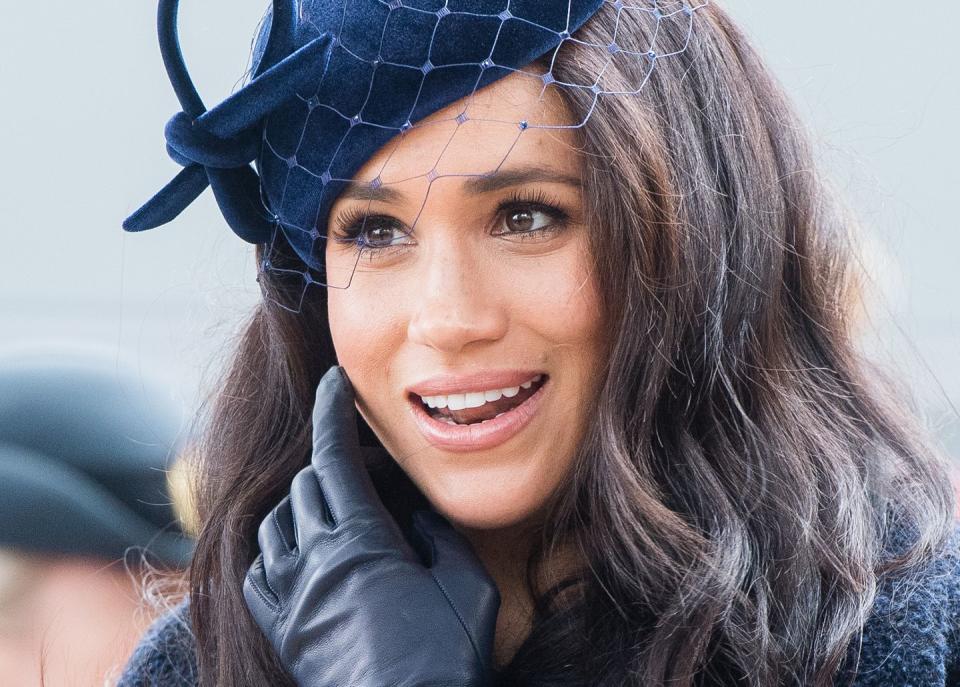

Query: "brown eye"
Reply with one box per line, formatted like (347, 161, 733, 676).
(362, 222, 402, 248)
(498, 202, 567, 237)
(331, 211, 411, 251)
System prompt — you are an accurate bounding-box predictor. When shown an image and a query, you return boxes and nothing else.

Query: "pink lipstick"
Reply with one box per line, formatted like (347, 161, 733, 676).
(407, 375, 549, 453)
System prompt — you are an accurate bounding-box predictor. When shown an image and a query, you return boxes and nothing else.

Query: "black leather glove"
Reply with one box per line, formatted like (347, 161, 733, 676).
(243, 365, 502, 687)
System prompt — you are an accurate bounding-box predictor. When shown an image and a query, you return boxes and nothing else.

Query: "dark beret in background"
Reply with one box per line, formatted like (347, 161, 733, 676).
(0, 348, 194, 569)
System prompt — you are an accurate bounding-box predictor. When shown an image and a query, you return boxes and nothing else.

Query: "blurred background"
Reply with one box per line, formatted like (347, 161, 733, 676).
(0, 0, 957, 684)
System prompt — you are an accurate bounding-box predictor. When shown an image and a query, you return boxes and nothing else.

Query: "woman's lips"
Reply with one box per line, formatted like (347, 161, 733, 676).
(408, 376, 549, 453)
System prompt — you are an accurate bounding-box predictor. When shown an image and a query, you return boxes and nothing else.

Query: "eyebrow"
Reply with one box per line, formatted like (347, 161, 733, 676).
(337, 165, 583, 203)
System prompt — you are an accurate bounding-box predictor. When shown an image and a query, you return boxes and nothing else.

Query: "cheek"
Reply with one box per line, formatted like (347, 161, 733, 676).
(507, 241, 604, 351)
(326, 290, 403, 408)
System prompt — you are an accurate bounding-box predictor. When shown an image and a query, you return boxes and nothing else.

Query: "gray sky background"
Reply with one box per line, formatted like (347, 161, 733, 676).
(1, 1, 957, 455)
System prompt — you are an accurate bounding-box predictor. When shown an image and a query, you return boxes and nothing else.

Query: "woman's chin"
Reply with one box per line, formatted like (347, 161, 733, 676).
(424, 489, 547, 533)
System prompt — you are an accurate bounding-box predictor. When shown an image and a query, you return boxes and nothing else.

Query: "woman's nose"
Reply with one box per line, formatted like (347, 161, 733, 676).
(405, 233, 508, 354)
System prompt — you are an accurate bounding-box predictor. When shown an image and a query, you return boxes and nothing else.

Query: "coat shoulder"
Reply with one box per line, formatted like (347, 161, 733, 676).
(842, 520, 960, 687)
(116, 597, 198, 687)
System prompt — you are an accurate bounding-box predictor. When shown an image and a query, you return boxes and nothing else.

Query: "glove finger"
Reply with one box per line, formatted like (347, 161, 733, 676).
(289, 461, 334, 544)
(409, 508, 502, 627)
(310, 365, 391, 527)
(256, 495, 298, 592)
(243, 552, 280, 625)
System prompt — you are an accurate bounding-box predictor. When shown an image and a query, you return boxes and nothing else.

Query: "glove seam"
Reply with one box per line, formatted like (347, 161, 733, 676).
(246, 572, 281, 613)
(428, 569, 488, 680)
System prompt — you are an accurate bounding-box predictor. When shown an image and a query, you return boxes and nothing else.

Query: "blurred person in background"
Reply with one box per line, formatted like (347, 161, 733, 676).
(0, 348, 195, 686)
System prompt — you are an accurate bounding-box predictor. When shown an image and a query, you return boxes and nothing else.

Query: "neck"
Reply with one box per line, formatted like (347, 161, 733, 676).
(457, 522, 537, 669)
(452, 517, 585, 670)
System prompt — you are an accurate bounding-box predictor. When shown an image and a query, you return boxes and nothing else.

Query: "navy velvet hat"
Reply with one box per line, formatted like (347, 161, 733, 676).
(124, 0, 608, 276)
(0, 350, 194, 568)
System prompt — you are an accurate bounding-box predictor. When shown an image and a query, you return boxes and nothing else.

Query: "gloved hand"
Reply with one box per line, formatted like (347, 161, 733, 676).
(242, 365, 502, 687)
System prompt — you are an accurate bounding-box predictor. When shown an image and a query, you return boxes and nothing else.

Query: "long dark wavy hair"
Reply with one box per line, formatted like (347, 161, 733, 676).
(180, 2, 958, 685)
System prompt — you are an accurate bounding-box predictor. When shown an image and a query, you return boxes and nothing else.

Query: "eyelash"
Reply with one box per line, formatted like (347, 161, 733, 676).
(328, 189, 571, 258)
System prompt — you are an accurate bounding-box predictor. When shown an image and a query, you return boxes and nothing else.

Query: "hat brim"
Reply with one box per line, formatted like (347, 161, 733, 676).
(0, 443, 194, 568)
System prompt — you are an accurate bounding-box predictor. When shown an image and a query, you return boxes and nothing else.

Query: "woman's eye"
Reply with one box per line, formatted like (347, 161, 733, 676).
(357, 220, 407, 249)
(497, 204, 563, 237)
(334, 216, 411, 251)
(501, 203, 567, 237)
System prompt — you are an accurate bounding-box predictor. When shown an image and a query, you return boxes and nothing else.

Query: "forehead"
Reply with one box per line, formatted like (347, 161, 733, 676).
(347, 70, 580, 189)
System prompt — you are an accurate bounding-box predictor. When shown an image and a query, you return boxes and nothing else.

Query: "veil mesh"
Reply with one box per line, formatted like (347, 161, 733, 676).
(125, 0, 709, 312)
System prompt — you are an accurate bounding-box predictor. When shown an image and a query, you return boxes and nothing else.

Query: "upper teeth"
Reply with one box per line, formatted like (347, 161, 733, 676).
(420, 374, 543, 411)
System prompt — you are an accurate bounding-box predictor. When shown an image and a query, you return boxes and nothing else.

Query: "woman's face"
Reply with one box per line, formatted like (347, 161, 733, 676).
(325, 71, 605, 531)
